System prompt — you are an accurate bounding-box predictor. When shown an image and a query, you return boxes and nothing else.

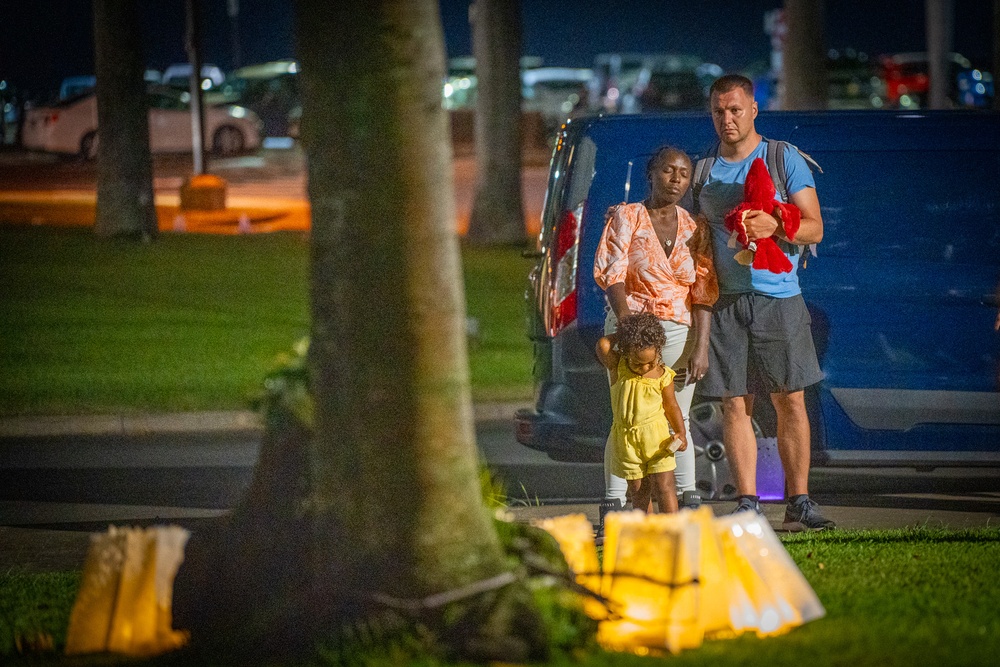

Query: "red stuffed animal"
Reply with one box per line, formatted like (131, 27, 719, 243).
(723, 157, 801, 273)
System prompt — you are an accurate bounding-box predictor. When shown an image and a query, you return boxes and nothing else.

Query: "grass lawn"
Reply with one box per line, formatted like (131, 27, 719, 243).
(2, 528, 998, 665)
(0, 225, 535, 417)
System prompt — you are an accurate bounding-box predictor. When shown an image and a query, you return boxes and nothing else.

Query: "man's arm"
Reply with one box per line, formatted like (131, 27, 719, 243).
(742, 186, 823, 246)
(785, 186, 823, 245)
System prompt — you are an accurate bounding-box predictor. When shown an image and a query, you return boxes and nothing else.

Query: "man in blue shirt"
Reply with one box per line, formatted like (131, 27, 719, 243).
(696, 74, 835, 531)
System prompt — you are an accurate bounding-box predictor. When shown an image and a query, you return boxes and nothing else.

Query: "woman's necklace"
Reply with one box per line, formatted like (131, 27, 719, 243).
(646, 200, 677, 254)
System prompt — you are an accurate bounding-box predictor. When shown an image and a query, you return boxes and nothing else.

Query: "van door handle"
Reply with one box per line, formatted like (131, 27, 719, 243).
(522, 249, 544, 259)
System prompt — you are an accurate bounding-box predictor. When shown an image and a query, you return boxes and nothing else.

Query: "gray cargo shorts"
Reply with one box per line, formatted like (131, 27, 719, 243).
(698, 292, 824, 398)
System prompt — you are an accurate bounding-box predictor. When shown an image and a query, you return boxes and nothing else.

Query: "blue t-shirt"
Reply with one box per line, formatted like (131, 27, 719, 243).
(698, 141, 815, 297)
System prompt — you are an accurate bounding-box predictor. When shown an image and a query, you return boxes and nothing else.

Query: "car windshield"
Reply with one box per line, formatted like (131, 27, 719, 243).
(146, 89, 190, 110)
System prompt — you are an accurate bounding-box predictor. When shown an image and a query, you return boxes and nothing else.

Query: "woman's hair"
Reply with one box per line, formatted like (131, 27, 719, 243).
(687, 212, 714, 260)
(645, 145, 692, 182)
(616, 312, 666, 356)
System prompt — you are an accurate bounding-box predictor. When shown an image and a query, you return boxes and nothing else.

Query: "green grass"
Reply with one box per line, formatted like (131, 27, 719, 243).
(0, 572, 79, 658)
(3, 528, 998, 665)
(0, 226, 534, 416)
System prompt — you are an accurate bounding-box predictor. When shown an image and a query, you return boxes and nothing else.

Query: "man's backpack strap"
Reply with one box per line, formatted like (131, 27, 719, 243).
(690, 140, 719, 216)
(764, 137, 788, 202)
(760, 136, 823, 260)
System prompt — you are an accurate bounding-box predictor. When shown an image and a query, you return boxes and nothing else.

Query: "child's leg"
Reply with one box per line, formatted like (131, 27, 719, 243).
(649, 471, 679, 513)
(627, 478, 653, 513)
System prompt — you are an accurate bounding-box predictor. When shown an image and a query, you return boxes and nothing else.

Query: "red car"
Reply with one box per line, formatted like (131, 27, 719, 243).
(880, 51, 971, 108)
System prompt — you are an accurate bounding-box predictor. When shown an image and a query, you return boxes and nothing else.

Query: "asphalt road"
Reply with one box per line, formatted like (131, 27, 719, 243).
(1, 416, 998, 574)
(3, 418, 999, 523)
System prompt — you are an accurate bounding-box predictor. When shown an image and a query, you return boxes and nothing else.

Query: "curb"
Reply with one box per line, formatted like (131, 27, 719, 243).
(0, 402, 533, 439)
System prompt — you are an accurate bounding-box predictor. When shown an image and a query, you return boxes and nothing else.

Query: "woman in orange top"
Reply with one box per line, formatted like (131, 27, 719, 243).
(593, 146, 718, 521)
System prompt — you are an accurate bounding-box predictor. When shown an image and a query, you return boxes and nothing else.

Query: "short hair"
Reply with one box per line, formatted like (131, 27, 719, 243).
(709, 74, 754, 99)
(645, 145, 692, 181)
(616, 312, 666, 356)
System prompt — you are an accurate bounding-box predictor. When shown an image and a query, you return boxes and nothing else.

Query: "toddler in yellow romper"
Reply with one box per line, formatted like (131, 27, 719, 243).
(596, 312, 688, 513)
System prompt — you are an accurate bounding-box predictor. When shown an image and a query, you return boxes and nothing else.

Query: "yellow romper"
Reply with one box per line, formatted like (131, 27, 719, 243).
(607, 358, 677, 480)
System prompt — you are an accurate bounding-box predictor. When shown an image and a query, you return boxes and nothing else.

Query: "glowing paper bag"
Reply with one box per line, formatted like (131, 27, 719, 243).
(597, 511, 702, 655)
(714, 511, 826, 636)
(65, 525, 190, 657)
(532, 513, 603, 617)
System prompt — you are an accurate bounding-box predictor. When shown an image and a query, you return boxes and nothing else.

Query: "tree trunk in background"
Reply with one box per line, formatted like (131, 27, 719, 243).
(467, 0, 525, 244)
(926, 0, 955, 109)
(175, 0, 547, 661)
(782, 0, 828, 110)
(92, 0, 157, 240)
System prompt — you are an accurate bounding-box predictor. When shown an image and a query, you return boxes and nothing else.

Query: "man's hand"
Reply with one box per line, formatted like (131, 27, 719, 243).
(672, 432, 688, 452)
(741, 209, 780, 241)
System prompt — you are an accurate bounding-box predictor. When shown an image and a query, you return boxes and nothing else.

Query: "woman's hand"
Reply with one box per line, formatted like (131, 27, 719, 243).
(687, 342, 709, 386)
(672, 432, 688, 452)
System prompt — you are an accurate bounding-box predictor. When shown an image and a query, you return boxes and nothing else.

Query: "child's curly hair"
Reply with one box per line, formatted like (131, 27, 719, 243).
(616, 312, 666, 357)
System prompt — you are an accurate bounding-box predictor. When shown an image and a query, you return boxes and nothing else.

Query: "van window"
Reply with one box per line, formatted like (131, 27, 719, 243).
(538, 134, 596, 250)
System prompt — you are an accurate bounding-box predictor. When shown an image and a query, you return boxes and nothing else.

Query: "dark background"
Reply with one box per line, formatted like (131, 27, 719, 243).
(0, 0, 994, 98)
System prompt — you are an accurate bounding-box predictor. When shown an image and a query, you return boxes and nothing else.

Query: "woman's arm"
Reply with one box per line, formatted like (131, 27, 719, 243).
(686, 304, 712, 384)
(605, 282, 632, 321)
(593, 205, 634, 296)
(661, 382, 688, 451)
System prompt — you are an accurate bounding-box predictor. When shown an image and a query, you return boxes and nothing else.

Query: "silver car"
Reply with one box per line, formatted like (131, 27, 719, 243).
(21, 85, 262, 159)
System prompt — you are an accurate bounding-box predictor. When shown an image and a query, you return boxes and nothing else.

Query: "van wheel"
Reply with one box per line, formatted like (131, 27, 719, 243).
(79, 131, 98, 160)
(212, 126, 245, 156)
(689, 400, 765, 500)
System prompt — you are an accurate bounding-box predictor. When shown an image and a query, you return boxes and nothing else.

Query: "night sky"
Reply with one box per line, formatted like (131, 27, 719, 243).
(1, 0, 994, 98)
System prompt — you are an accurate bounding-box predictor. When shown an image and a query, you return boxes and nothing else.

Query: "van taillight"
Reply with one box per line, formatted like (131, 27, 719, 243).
(549, 203, 583, 336)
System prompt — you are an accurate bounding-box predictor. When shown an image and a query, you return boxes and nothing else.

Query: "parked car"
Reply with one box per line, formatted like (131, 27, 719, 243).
(632, 62, 722, 113)
(521, 66, 595, 132)
(516, 111, 1000, 498)
(58, 75, 96, 100)
(441, 55, 547, 111)
(826, 48, 886, 109)
(1, 78, 23, 145)
(592, 53, 717, 114)
(205, 59, 300, 138)
(956, 67, 995, 108)
(21, 85, 262, 158)
(56, 70, 161, 102)
(161, 63, 225, 91)
(879, 51, 993, 109)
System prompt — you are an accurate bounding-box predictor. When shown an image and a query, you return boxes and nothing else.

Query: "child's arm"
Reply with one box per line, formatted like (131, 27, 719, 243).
(661, 381, 688, 452)
(595, 333, 621, 385)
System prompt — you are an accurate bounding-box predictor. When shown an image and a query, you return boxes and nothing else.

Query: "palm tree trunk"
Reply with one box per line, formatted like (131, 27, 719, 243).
(175, 0, 548, 661)
(467, 0, 526, 244)
(783, 0, 828, 110)
(92, 0, 157, 240)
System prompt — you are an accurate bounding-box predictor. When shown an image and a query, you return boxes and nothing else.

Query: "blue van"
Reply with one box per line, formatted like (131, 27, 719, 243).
(515, 110, 1000, 498)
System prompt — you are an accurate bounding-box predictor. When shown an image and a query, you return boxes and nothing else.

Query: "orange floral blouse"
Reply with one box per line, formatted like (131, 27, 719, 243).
(593, 203, 718, 326)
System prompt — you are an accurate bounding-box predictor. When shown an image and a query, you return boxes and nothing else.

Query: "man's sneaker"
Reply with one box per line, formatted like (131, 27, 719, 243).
(783, 497, 836, 532)
(730, 495, 764, 516)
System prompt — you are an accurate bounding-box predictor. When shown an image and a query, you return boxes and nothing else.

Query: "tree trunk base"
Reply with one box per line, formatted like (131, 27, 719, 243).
(172, 417, 577, 663)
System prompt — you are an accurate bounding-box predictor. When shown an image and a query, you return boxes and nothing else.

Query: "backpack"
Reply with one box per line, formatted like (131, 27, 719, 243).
(691, 136, 822, 263)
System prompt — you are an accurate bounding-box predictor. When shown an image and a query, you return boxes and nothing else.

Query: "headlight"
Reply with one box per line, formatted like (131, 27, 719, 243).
(228, 106, 247, 118)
